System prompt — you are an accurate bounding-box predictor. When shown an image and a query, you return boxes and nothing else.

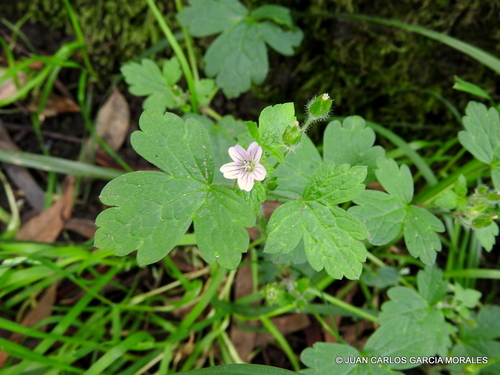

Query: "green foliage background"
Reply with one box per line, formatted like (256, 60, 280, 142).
(6, 0, 500, 139)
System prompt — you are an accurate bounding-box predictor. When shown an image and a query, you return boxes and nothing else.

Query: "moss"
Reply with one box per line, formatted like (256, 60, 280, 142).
(13, 0, 177, 72)
(247, 0, 500, 143)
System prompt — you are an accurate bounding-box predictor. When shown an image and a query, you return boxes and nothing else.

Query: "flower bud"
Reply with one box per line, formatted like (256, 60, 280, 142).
(306, 93, 333, 121)
(282, 120, 303, 147)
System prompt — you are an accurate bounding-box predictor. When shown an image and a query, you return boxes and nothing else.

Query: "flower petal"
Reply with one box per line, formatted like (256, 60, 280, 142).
(220, 162, 242, 179)
(247, 142, 262, 162)
(237, 172, 254, 191)
(228, 144, 246, 162)
(251, 164, 267, 181)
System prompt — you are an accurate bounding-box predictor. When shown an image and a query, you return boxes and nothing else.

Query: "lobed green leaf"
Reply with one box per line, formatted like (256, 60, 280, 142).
(458, 101, 500, 164)
(177, 0, 247, 37)
(403, 206, 444, 265)
(121, 58, 182, 111)
(131, 111, 214, 183)
(349, 190, 406, 246)
(375, 158, 413, 203)
(194, 186, 254, 269)
(417, 266, 448, 306)
(304, 163, 367, 206)
(323, 116, 385, 183)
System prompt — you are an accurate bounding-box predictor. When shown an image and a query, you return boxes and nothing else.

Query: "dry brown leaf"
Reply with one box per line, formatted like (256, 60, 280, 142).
(96, 87, 130, 151)
(0, 125, 45, 211)
(0, 283, 57, 368)
(0, 69, 27, 101)
(16, 176, 75, 242)
(254, 314, 310, 347)
(230, 257, 258, 362)
(28, 93, 80, 117)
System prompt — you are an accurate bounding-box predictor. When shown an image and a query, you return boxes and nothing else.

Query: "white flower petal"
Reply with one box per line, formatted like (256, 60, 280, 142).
(237, 173, 254, 191)
(247, 142, 262, 162)
(251, 164, 267, 181)
(220, 162, 242, 179)
(228, 144, 246, 162)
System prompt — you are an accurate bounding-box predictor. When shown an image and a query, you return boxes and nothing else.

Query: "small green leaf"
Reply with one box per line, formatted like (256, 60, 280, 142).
(177, 0, 247, 37)
(257, 22, 303, 56)
(195, 78, 215, 107)
(453, 76, 492, 100)
(251, 5, 293, 28)
(245, 121, 261, 143)
(417, 265, 448, 306)
(454, 174, 468, 197)
(454, 283, 482, 309)
(375, 158, 413, 203)
(258, 103, 296, 152)
(349, 190, 407, 246)
(434, 189, 459, 209)
(304, 163, 367, 206)
(121, 58, 182, 111)
(194, 186, 254, 269)
(404, 206, 444, 265)
(324, 116, 385, 183)
(271, 135, 321, 200)
(458, 101, 500, 164)
(474, 221, 499, 251)
(362, 266, 400, 288)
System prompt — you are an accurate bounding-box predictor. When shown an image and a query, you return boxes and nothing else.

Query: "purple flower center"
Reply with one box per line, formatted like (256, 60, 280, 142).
(242, 159, 253, 172)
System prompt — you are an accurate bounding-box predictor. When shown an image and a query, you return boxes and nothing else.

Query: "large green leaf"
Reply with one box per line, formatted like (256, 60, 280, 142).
(265, 164, 367, 279)
(95, 112, 254, 267)
(349, 158, 444, 265)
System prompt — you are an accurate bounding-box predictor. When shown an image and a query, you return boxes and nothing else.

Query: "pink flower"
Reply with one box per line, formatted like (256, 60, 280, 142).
(220, 142, 267, 191)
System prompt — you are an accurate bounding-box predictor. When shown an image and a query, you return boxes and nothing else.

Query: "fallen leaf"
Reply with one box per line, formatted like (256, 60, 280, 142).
(230, 256, 258, 362)
(254, 314, 310, 347)
(0, 283, 57, 368)
(0, 69, 27, 101)
(16, 176, 75, 241)
(0, 125, 45, 212)
(28, 93, 80, 117)
(95, 87, 130, 151)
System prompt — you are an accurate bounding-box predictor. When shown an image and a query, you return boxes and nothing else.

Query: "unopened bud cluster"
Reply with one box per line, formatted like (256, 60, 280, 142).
(282, 93, 333, 148)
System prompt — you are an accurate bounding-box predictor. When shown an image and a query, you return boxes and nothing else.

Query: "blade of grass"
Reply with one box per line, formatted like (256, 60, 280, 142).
(82, 332, 153, 375)
(0, 337, 84, 373)
(0, 149, 123, 180)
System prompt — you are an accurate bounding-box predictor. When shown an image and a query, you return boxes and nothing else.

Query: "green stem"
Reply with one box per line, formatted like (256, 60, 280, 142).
(260, 315, 301, 371)
(308, 288, 378, 323)
(61, 0, 99, 82)
(174, 0, 200, 82)
(145, 0, 199, 113)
